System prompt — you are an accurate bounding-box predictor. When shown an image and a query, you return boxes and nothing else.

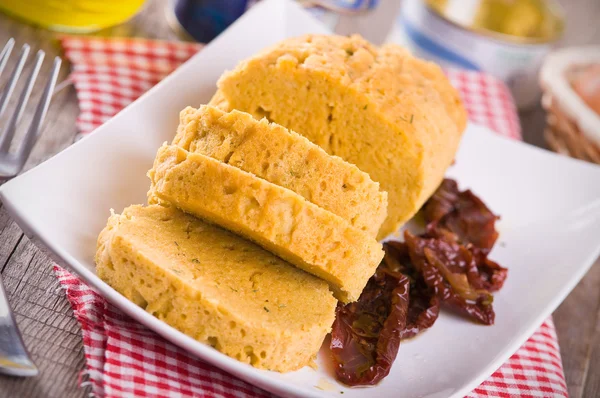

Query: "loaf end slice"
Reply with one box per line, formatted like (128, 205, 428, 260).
(211, 34, 466, 239)
(96, 205, 337, 372)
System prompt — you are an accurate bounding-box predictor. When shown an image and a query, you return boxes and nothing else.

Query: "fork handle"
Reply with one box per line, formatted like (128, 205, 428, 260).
(0, 273, 38, 376)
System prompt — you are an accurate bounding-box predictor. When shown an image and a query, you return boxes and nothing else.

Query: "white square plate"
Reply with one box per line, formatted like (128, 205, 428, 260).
(2, 1, 600, 397)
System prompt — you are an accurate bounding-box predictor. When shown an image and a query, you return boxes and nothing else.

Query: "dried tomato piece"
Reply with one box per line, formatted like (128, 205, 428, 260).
(423, 178, 499, 251)
(330, 268, 409, 386)
(404, 231, 495, 325)
(469, 248, 508, 292)
(383, 241, 440, 339)
(422, 178, 458, 222)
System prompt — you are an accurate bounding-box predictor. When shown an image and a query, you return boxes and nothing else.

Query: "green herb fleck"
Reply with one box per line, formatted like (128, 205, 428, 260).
(230, 287, 238, 292)
(363, 105, 367, 110)
(171, 268, 181, 275)
(290, 170, 300, 177)
(399, 114, 414, 124)
(191, 258, 200, 264)
(252, 289, 258, 293)
(264, 306, 270, 312)
(174, 241, 179, 247)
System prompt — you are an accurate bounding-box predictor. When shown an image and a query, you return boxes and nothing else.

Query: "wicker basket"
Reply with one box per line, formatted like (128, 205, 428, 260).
(543, 94, 600, 163)
(540, 46, 600, 164)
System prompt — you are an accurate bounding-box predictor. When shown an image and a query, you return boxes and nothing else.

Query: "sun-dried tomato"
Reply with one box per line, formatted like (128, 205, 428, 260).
(404, 231, 495, 325)
(423, 178, 499, 252)
(469, 248, 508, 292)
(329, 178, 507, 387)
(383, 241, 440, 339)
(421, 178, 507, 295)
(330, 267, 409, 386)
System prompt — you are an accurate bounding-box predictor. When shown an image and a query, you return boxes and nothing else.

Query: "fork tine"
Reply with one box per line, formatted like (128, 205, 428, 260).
(16, 56, 61, 164)
(0, 50, 45, 153)
(0, 38, 15, 77)
(0, 44, 30, 119)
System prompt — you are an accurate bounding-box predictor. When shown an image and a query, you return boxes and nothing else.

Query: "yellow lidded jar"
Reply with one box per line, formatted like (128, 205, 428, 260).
(0, 0, 146, 33)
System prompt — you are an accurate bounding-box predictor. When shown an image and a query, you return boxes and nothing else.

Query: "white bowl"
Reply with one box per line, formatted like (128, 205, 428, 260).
(2, 1, 600, 397)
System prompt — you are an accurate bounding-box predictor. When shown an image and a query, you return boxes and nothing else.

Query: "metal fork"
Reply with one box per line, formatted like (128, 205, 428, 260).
(0, 38, 61, 179)
(0, 38, 62, 377)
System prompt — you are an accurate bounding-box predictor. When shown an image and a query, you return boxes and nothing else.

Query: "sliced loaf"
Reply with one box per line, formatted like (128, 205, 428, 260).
(148, 144, 383, 302)
(173, 105, 387, 237)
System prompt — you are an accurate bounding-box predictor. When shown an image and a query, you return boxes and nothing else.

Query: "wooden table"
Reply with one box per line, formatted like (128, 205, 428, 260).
(0, 1, 598, 397)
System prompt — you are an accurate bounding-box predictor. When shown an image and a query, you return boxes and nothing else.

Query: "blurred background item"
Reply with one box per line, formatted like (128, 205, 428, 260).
(166, 0, 249, 43)
(0, 0, 146, 32)
(392, 0, 564, 110)
(166, 0, 401, 46)
(299, 0, 402, 44)
(540, 47, 600, 163)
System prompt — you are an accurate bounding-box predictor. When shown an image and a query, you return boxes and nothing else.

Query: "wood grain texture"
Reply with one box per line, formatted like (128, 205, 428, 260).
(553, 261, 600, 398)
(0, 0, 598, 397)
(583, 307, 600, 398)
(0, 221, 89, 398)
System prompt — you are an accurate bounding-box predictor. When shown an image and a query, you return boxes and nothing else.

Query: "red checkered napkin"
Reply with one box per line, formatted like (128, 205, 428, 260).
(55, 36, 566, 398)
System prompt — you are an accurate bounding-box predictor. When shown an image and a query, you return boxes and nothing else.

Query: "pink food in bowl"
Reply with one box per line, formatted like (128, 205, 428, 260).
(571, 64, 600, 116)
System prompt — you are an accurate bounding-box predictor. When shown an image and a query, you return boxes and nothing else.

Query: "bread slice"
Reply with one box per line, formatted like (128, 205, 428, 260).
(211, 34, 467, 239)
(96, 205, 337, 372)
(148, 144, 383, 302)
(173, 105, 387, 237)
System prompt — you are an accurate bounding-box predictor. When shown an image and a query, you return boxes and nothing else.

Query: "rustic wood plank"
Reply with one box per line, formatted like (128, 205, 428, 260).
(553, 260, 600, 398)
(0, 234, 89, 398)
(0, 204, 24, 272)
(583, 299, 600, 398)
